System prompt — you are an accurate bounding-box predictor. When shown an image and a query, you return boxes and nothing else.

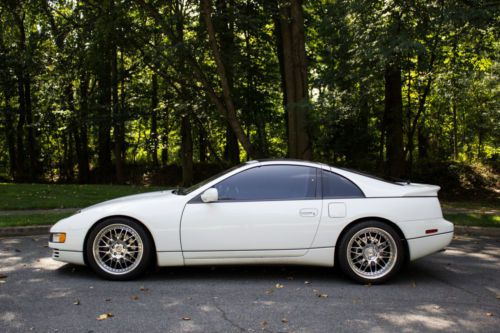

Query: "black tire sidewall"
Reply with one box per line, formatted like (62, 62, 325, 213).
(338, 221, 404, 284)
(86, 218, 152, 281)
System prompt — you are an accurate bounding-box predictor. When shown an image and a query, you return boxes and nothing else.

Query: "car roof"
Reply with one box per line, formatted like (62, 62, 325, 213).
(246, 159, 330, 169)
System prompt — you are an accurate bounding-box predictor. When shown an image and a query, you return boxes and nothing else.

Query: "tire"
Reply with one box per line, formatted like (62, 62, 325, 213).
(86, 218, 153, 280)
(338, 221, 404, 284)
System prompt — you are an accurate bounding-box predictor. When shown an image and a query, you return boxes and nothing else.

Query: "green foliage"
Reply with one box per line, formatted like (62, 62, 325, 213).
(444, 213, 500, 228)
(0, 183, 164, 210)
(0, 0, 497, 193)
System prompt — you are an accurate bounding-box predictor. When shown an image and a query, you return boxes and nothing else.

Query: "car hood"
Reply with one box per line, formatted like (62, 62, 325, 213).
(81, 189, 176, 212)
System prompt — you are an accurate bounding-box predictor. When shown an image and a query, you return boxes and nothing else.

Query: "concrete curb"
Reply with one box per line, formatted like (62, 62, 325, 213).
(0, 225, 51, 237)
(1, 224, 499, 238)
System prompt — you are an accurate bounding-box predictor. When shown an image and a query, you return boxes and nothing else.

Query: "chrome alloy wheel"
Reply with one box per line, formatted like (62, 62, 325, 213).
(92, 224, 144, 275)
(346, 227, 397, 280)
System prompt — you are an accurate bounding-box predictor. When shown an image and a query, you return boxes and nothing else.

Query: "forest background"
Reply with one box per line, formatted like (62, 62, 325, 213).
(0, 0, 498, 201)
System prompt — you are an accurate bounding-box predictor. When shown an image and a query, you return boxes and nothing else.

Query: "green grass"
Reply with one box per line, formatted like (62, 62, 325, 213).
(0, 183, 166, 210)
(0, 182, 497, 229)
(0, 211, 497, 229)
(444, 213, 500, 228)
(441, 201, 499, 213)
(0, 212, 72, 227)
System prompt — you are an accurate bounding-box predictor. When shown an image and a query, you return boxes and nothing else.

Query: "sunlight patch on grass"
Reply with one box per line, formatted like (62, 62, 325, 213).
(444, 213, 500, 228)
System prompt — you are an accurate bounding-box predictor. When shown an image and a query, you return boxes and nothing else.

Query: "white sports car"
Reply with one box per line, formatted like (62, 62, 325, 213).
(49, 159, 454, 284)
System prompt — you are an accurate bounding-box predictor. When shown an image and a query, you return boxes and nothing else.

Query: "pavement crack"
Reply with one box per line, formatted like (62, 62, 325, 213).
(213, 302, 246, 332)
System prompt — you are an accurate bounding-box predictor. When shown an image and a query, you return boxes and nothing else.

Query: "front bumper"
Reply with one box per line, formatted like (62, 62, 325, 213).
(50, 246, 85, 265)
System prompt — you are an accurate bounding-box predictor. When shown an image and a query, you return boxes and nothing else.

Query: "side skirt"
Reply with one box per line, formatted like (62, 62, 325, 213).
(182, 247, 335, 267)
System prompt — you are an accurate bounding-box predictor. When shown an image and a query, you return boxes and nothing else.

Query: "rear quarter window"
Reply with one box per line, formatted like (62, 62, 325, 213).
(322, 170, 364, 198)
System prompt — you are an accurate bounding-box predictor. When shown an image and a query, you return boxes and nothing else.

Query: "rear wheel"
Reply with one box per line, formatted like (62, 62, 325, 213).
(338, 221, 404, 284)
(86, 218, 152, 280)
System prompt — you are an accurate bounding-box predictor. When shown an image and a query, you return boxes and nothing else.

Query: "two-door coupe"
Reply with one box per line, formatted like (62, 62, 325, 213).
(49, 159, 454, 284)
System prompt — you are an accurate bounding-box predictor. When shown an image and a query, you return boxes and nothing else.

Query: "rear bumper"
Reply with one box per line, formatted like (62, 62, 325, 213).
(50, 246, 85, 265)
(407, 218, 454, 260)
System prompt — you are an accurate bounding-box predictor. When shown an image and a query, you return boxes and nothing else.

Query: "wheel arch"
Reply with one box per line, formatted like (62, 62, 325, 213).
(334, 217, 410, 264)
(82, 215, 158, 267)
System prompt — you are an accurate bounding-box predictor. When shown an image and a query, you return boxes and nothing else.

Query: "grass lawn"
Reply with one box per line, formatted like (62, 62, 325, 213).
(444, 213, 500, 228)
(0, 212, 72, 228)
(0, 183, 166, 210)
(0, 183, 498, 229)
(0, 211, 498, 229)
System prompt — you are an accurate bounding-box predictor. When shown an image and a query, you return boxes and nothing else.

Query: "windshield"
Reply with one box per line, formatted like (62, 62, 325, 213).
(174, 163, 245, 195)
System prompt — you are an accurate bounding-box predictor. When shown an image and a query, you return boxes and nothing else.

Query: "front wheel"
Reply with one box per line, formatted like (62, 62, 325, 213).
(86, 218, 152, 280)
(338, 221, 404, 284)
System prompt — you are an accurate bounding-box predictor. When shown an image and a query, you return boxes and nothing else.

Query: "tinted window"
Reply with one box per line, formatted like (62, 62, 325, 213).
(322, 170, 364, 198)
(214, 165, 317, 201)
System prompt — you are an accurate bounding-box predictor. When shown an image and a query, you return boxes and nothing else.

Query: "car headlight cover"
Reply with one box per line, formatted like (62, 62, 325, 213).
(50, 232, 66, 243)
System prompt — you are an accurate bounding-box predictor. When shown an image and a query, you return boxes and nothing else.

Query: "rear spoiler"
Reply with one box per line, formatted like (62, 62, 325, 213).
(400, 183, 441, 197)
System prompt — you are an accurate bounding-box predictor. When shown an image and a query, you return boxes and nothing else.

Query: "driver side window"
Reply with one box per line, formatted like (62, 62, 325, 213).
(214, 165, 318, 201)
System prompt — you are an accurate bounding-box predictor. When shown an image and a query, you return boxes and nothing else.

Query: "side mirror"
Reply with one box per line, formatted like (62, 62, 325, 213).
(201, 188, 218, 203)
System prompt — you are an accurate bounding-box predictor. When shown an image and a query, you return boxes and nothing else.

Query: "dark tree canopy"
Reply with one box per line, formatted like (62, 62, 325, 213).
(0, 0, 498, 197)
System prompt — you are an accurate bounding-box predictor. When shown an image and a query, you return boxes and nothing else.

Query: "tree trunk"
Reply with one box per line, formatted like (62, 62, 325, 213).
(3, 93, 17, 178)
(24, 73, 38, 180)
(96, 1, 114, 177)
(181, 115, 193, 186)
(216, 0, 240, 164)
(112, 45, 125, 183)
(384, 63, 404, 178)
(76, 73, 90, 183)
(63, 83, 76, 181)
(161, 103, 170, 165)
(199, 129, 207, 163)
(97, 61, 113, 176)
(452, 101, 458, 160)
(277, 0, 312, 160)
(201, 0, 255, 159)
(417, 125, 429, 160)
(15, 70, 26, 180)
(270, 2, 288, 134)
(150, 73, 159, 166)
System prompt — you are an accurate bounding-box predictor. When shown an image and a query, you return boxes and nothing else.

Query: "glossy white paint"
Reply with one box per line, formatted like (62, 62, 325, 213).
(181, 199, 322, 257)
(49, 160, 454, 269)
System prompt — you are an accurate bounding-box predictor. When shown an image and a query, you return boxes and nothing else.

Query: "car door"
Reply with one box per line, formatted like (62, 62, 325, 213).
(180, 164, 322, 259)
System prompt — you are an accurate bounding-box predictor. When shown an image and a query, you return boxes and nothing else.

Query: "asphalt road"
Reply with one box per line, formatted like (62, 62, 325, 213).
(0, 235, 499, 333)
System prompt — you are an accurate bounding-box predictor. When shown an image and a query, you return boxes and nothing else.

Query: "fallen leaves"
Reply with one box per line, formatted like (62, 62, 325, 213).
(485, 312, 494, 317)
(97, 313, 114, 321)
(265, 289, 274, 295)
(131, 295, 139, 301)
(73, 299, 80, 306)
(313, 289, 328, 298)
(139, 286, 149, 292)
(281, 318, 289, 323)
(182, 316, 191, 321)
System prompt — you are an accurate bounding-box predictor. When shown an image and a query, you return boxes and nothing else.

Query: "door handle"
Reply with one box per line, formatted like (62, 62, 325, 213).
(300, 208, 318, 217)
